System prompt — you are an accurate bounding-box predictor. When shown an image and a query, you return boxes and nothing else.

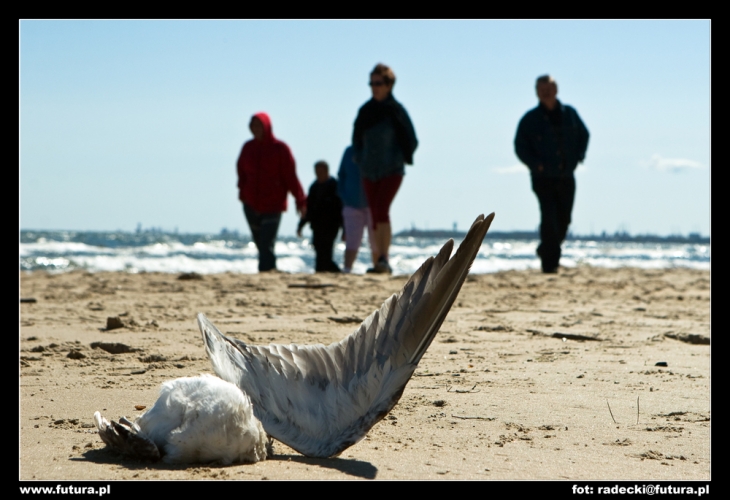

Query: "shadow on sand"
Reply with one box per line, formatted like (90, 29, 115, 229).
(78, 448, 378, 479)
(270, 454, 377, 479)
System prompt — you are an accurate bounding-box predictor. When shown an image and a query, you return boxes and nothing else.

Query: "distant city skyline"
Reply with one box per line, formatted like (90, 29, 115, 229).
(21, 223, 709, 242)
(20, 20, 710, 237)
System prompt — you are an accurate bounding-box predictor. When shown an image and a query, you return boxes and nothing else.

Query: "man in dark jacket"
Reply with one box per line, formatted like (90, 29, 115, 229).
(298, 161, 343, 273)
(514, 75, 589, 273)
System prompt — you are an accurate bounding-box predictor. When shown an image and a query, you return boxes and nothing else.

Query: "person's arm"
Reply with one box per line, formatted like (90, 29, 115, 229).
(352, 108, 365, 164)
(574, 110, 590, 163)
(337, 152, 348, 201)
(297, 185, 313, 237)
(236, 145, 246, 191)
(399, 106, 419, 165)
(333, 179, 344, 229)
(514, 116, 542, 172)
(281, 145, 307, 216)
(297, 216, 307, 238)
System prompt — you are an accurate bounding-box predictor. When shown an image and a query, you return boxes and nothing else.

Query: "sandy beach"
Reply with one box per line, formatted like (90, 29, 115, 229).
(19, 265, 710, 480)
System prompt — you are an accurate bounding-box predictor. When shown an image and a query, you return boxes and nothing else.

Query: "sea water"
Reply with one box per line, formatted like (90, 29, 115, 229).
(20, 230, 710, 275)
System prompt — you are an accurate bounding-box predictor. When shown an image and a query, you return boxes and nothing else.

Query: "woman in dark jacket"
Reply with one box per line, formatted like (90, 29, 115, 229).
(352, 63, 418, 274)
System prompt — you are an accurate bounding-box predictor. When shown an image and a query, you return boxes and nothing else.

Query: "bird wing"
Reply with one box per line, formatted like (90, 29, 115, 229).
(93, 412, 161, 461)
(199, 212, 494, 458)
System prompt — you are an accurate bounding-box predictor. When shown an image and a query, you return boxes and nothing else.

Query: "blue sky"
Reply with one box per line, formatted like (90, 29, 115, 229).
(20, 20, 710, 237)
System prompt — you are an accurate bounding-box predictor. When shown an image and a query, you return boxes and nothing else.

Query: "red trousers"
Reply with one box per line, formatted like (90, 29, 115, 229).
(362, 174, 403, 227)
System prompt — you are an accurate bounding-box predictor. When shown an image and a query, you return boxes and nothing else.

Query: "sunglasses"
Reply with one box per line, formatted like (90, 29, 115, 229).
(368, 81, 386, 87)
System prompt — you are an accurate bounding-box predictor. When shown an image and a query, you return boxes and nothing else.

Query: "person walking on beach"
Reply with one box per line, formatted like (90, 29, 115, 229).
(514, 75, 589, 273)
(353, 63, 418, 274)
(237, 112, 307, 272)
(337, 145, 377, 273)
(297, 161, 343, 273)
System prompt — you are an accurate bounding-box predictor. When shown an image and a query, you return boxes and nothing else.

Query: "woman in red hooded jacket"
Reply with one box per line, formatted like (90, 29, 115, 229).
(237, 112, 307, 272)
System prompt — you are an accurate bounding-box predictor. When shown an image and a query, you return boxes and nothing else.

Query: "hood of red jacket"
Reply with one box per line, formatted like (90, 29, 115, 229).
(252, 112, 275, 142)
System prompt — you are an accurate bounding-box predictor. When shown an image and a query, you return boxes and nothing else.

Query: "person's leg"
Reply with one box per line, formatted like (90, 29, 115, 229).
(344, 250, 358, 271)
(362, 178, 380, 262)
(555, 176, 576, 244)
(313, 227, 340, 272)
(363, 175, 402, 270)
(243, 203, 261, 245)
(376, 223, 391, 262)
(343, 206, 365, 272)
(344, 250, 358, 272)
(323, 227, 341, 272)
(365, 208, 378, 266)
(375, 175, 402, 271)
(313, 229, 325, 272)
(363, 190, 387, 272)
(362, 180, 382, 265)
(257, 211, 282, 272)
(244, 204, 264, 270)
(532, 177, 560, 273)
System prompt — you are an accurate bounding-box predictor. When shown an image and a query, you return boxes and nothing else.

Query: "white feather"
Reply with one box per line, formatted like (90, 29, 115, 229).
(95, 374, 269, 464)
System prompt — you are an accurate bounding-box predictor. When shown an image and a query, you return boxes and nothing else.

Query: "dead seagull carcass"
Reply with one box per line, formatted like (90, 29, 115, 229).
(94, 374, 271, 464)
(94, 212, 495, 462)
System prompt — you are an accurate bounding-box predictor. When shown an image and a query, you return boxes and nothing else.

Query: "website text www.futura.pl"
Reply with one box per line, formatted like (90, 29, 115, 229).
(19, 485, 110, 496)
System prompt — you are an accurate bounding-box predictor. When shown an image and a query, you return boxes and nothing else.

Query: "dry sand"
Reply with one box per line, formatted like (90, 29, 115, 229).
(19, 265, 710, 480)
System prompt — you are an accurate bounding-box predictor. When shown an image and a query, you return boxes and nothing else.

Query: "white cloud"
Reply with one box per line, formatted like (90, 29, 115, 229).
(492, 164, 528, 174)
(641, 154, 705, 172)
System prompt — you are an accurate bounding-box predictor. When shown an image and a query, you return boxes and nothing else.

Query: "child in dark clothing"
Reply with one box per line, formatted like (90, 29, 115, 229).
(297, 161, 343, 273)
